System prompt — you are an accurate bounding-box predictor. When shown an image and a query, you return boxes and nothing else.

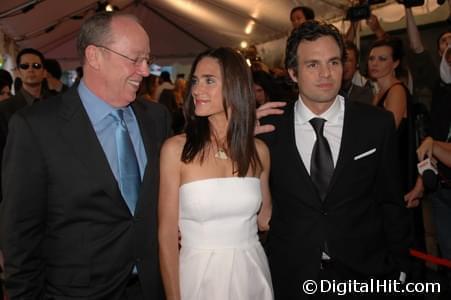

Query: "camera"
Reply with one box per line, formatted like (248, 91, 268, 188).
(346, 4, 371, 22)
(345, 0, 388, 22)
(396, 0, 425, 7)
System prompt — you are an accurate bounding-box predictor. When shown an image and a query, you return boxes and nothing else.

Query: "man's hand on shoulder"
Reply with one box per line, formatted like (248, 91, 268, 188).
(255, 101, 286, 136)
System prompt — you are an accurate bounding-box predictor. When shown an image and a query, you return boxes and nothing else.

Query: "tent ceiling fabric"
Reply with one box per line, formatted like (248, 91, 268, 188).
(0, 0, 446, 69)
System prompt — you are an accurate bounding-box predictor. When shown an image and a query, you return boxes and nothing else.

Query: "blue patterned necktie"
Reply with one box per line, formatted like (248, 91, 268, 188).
(309, 118, 334, 202)
(111, 109, 140, 214)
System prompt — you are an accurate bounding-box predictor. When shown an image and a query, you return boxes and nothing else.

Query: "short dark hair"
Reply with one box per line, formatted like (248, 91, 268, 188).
(252, 70, 274, 100)
(44, 59, 63, 79)
(290, 6, 315, 22)
(160, 71, 172, 83)
(344, 40, 359, 62)
(285, 20, 345, 73)
(16, 48, 45, 66)
(0, 69, 13, 90)
(182, 47, 261, 177)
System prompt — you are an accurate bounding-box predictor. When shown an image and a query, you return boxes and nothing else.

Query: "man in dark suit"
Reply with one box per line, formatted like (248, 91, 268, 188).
(0, 12, 170, 299)
(0, 48, 54, 123)
(340, 40, 373, 105)
(0, 48, 55, 203)
(259, 21, 411, 299)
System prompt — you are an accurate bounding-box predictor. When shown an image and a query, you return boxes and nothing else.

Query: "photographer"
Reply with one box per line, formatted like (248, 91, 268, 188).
(401, 1, 451, 291)
(418, 137, 451, 168)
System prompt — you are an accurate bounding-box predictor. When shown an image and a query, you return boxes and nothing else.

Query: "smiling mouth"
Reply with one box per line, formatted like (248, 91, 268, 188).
(128, 80, 141, 89)
(195, 99, 209, 104)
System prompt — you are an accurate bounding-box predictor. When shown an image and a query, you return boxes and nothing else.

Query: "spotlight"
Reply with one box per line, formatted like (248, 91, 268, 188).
(105, 4, 114, 12)
(96, 1, 119, 13)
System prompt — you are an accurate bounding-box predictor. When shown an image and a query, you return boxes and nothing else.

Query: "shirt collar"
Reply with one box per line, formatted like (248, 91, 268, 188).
(295, 94, 344, 125)
(20, 88, 39, 105)
(78, 80, 125, 125)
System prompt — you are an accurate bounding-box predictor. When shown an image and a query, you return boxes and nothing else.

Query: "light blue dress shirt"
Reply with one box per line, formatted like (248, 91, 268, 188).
(78, 80, 147, 182)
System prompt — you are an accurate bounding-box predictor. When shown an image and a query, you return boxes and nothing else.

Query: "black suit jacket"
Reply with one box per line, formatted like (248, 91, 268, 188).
(0, 87, 171, 299)
(0, 88, 57, 204)
(260, 100, 411, 299)
(0, 91, 29, 171)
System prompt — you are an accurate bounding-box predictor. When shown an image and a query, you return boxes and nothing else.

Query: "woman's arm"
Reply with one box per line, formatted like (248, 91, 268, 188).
(158, 136, 183, 300)
(383, 84, 407, 129)
(256, 139, 272, 232)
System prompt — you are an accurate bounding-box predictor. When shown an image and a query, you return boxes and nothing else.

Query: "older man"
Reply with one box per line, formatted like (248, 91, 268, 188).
(0, 12, 171, 299)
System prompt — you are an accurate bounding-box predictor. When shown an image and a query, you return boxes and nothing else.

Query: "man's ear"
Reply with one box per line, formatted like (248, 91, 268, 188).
(85, 45, 101, 70)
(288, 68, 298, 83)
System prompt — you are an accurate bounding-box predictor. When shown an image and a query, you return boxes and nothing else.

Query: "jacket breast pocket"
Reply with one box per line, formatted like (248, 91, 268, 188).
(349, 150, 378, 182)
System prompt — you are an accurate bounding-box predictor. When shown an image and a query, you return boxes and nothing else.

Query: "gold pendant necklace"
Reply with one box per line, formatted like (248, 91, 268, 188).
(215, 148, 228, 160)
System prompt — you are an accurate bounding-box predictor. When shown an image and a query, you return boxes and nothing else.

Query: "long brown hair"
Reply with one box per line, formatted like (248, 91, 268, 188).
(181, 47, 261, 177)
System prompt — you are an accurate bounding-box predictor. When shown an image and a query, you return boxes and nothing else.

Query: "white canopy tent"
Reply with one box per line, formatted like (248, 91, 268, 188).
(0, 0, 449, 71)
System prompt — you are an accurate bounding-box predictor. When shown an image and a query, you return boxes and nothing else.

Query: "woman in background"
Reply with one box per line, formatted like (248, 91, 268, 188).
(368, 37, 416, 193)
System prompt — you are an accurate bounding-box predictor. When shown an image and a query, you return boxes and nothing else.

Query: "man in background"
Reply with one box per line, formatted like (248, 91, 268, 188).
(44, 58, 69, 94)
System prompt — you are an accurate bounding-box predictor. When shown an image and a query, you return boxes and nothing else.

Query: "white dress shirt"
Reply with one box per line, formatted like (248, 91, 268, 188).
(294, 95, 345, 174)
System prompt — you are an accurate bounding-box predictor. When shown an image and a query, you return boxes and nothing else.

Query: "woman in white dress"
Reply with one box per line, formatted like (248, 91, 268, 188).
(158, 47, 273, 300)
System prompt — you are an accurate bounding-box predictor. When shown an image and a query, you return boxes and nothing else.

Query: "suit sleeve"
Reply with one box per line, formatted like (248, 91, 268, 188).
(1, 112, 47, 299)
(377, 113, 412, 273)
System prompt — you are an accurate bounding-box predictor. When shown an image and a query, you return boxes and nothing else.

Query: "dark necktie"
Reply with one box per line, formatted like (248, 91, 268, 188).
(111, 109, 140, 214)
(309, 118, 334, 201)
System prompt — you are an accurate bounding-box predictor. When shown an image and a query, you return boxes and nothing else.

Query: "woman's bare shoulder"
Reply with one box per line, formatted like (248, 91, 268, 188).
(161, 133, 186, 157)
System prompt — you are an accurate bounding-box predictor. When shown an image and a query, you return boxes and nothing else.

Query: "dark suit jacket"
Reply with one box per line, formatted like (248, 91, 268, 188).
(0, 91, 29, 166)
(259, 100, 411, 299)
(0, 88, 56, 204)
(0, 87, 171, 299)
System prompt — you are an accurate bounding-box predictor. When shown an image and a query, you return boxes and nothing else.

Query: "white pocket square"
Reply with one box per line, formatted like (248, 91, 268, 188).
(354, 148, 376, 160)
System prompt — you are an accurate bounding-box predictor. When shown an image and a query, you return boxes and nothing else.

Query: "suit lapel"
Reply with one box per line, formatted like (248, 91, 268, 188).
(283, 102, 321, 206)
(326, 101, 356, 198)
(285, 103, 311, 180)
(59, 88, 122, 203)
(131, 100, 157, 213)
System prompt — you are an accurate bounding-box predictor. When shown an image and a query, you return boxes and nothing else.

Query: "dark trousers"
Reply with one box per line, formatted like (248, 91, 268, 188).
(309, 260, 403, 300)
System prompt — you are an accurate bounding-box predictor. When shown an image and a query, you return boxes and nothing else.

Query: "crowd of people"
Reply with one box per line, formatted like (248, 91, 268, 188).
(0, 2, 449, 300)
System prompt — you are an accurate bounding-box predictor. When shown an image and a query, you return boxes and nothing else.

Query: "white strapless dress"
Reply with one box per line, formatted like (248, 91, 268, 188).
(179, 177, 273, 300)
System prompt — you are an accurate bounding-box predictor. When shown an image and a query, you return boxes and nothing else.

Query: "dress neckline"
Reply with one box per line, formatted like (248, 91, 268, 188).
(180, 177, 260, 189)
